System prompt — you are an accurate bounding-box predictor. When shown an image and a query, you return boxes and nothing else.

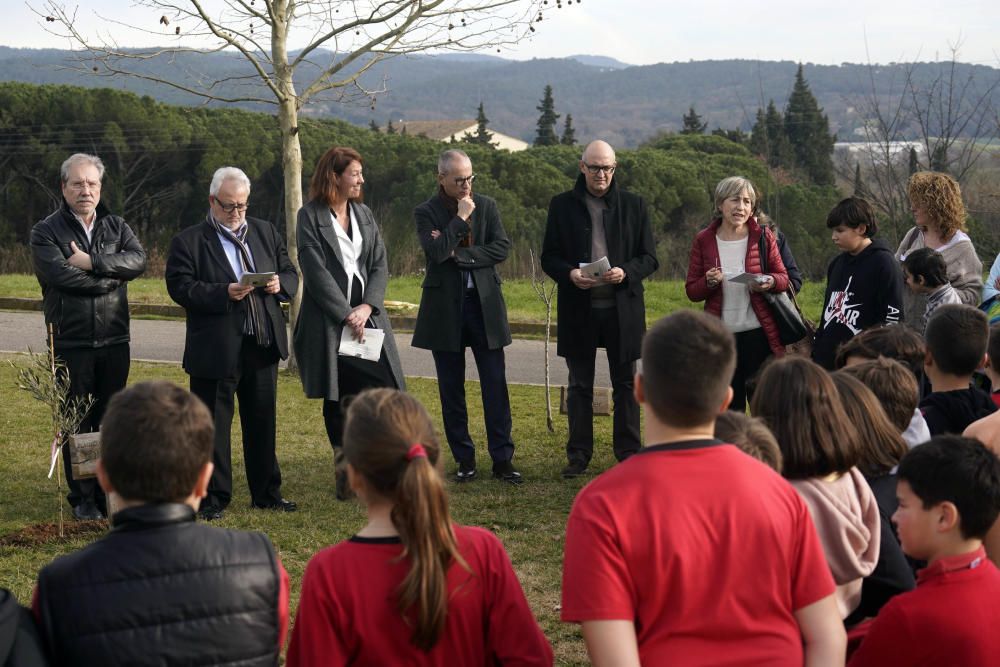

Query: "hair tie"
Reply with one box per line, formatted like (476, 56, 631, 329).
(406, 443, 427, 461)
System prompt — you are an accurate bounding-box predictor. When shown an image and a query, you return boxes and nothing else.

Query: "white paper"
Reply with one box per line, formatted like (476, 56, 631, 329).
(338, 328, 385, 362)
(239, 272, 274, 287)
(578, 256, 612, 280)
(727, 272, 766, 285)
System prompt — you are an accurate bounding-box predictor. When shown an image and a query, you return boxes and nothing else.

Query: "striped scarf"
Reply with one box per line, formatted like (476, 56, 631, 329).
(208, 214, 272, 348)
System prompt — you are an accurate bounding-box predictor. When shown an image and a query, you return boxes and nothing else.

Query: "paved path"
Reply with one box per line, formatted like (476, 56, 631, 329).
(0, 310, 614, 387)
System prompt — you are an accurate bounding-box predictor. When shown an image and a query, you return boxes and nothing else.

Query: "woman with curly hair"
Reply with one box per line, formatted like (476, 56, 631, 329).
(896, 171, 983, 330)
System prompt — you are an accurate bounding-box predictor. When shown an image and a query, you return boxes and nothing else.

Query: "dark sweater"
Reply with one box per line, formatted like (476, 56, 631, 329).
(920, 387, 998, 436)
(812, 239, 904, 369)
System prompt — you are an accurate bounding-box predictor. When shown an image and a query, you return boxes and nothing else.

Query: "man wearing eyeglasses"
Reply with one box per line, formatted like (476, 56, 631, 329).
(165, 166, 298, 520)
(542, 140, 659, 478)
(30, 153, 147, 521)
(412, 149, 522, 485)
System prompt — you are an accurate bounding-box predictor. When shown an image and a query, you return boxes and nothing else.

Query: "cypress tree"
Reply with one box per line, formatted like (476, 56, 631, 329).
(386, 119, 397, 135)
(560, 113, 577, 145)
(534, 85, 560, 146)
(930, 145, 948, 172)
(853, 163, 864, 196)
(908, 146, 920, 175)
(369, 119, 380, 132)
(783, 64, 836, 185)
(750, 101, 793, 169)
(464, 101, 496, 147)
(681, 106, 708, 134)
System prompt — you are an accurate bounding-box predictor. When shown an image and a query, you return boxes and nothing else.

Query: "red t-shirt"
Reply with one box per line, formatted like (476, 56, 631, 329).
(561, 440, 835, 666)
(286, 524, 553, 666)
(848, 547, 1000, 666)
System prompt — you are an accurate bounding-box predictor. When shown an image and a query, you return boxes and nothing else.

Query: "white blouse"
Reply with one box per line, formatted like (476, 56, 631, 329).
(717, 236, 760, 332)
(333, 206, 365, 303)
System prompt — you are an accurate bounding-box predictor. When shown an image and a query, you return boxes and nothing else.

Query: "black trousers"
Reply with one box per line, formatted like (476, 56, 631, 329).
(56, 343, 130, 509)
(189, 338, 283, 509)
(432, 291, 514, 467)
(730, 327, 773, 413)
(564, 306, 640, 466)
(322, 354, 396, 451)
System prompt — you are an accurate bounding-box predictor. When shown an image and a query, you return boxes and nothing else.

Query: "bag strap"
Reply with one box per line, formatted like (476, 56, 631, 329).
(758, 228, 769, 274)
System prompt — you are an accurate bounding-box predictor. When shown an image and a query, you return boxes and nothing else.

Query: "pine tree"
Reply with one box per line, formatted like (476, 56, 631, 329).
(560, 113, 576, 145)
(369, 119, 380, 132)
(534, 85, 560, 146)
(930, 145, 948, 172)
(463, 101, 496, 147)
(386, 119, 397, 135)
(908, 146, 920, 175)
(853, 163, 864, 196)
(783, 64, 836, 185)
(749, 101, 793, 169)
(681, 106, 708, 135)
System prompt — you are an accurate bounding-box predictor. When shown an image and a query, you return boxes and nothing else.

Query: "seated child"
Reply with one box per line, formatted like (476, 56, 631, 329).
(920, 304, 997, 435)
(33, 381, 289, 666)
(902, 247, 961, 334)
(714, 410, 783, 472)
(287, 388, 552, 666)
(848, 436, 1000, 666)
(562, 311, 844, 666)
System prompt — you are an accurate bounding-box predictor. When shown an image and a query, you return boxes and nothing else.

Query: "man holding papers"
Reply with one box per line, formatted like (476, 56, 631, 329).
(165, 166, 298, 520)
(542, 140, 659, 478)
(412, 149, 522, 485)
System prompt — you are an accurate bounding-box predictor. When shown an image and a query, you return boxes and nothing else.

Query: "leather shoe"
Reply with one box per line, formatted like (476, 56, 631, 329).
(561, 461, 588, 479)
(72, 500, 104, 521)
(198, 505, 225, 521)
(491, 460, 523, 486)
(251, 498, 297, 512)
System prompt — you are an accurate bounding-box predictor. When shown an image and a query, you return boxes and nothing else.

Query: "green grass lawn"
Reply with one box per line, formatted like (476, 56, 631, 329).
(0, 273, 828, 324)
(0, 357, 611, 665)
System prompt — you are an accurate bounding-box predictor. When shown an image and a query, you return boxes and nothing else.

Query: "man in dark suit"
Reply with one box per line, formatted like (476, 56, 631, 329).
(412, 149, 521, 484)
(542, 140, 659, 478)
(165, 167, 298, 520)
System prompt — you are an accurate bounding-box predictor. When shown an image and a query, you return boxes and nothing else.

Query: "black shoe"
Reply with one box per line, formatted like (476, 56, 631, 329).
(198, 505, 225, 521)
(455, 461, 477, 483)
(561, 461, 588, 479)
(492, 460, 523, 486)
(335, 468, 352, 501)
(251, 498, 298, 512)
(72, 500, 104, 521)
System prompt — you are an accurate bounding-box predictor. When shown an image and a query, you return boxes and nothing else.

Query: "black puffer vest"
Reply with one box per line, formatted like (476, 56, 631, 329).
(35, 504, 281, 666)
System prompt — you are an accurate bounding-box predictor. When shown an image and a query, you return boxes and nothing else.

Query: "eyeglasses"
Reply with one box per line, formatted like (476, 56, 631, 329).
(213, 198, 248, 213)
(442, 173, 476, 187)
(584, 164, 616, 175)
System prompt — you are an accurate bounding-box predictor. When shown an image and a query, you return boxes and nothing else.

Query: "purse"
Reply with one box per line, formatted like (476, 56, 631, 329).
(757, 232, 813, 347)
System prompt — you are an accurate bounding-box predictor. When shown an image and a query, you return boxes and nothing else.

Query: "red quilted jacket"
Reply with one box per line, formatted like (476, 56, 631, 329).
(684, 217, 790, 356)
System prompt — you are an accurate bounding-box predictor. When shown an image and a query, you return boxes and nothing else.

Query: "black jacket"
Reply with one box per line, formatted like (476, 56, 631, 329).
(541, 174, 658, 361)
(920, 387, 998, 436)
(812, 239, 904, 369)
(0, 589, 46, 667)
(30, 200, 146, 349)
(165, 216, 298, 379)
(34, 504, 282, 666)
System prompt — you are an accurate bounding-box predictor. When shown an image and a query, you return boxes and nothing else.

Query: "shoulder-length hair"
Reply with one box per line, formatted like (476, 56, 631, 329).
(908, 171, 967, 239)
(750, 356, 862, 479)
(831, 372, 909, 477)
(308, 146, 364, 207)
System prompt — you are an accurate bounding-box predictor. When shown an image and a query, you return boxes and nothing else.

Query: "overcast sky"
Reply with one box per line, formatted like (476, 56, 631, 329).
(5, 0, 998, 67)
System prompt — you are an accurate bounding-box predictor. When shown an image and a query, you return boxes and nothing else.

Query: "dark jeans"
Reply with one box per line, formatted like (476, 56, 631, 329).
(56, 343, 130, 509)
(432, 292, 514, 467)
(565, 306, 640, 466)
(731, 327, 773, 412)
(189, 338, 282, 509)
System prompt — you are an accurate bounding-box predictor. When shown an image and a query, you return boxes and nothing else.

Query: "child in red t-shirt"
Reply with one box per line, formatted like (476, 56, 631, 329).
(286, 388, 552, 666)
(849, 435, 1000, 666)
(561, 310, 845, 666)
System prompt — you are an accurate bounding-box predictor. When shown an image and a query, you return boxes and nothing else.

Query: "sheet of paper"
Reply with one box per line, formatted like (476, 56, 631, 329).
(578, 256, 612, 280)
(727, 272, 766, 285)
(338, 328, 385, 362)
(239, 272, 274, 287)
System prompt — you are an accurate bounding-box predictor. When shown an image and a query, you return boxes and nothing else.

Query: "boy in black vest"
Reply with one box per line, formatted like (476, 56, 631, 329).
(33, 381, 288, 666)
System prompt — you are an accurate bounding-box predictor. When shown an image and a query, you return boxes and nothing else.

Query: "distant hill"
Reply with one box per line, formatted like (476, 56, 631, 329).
(1, 47, 998, 147)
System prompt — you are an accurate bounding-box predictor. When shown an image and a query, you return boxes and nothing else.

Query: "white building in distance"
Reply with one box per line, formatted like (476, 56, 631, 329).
(389, 119, 530, 152)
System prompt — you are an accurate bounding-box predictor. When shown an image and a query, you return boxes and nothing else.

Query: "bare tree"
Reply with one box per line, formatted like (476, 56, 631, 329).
(528, 249, 556, 432)
(38, 0, 553, 363)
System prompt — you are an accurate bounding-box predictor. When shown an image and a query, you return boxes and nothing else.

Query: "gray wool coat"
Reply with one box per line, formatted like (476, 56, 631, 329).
(293, 199, 405, 401)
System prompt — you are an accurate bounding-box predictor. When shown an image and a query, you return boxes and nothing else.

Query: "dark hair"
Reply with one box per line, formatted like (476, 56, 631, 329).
(989, 324, 1000, 374)
(898, 435, 1000, 540)
(902, 247, 948, 288)
(826, 197, 878, 238)
(714, 411, 783, 472)
(834, 324, 926, 378)
(839, 357, 919, 433)
(308, 146, 364, 207)
(342, 388, 467, 651)
(641, 311, 736, 427)
(750, 356, 861, 479)
(100, 381, 213, 503)
(831, 372, 909, 477)
(925, 304, 989, 376)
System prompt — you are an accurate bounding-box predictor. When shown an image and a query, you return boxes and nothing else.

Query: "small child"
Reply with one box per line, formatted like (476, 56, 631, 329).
(901, 247, 961, 334)
(714, 410, 783, 472)
(920, 304, 997, 435)
(848, 436, 1000, 666)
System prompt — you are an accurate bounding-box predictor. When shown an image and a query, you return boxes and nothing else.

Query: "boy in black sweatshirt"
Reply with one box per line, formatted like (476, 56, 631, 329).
(812, 198, 904, 369)
(920, 304, 997, 435)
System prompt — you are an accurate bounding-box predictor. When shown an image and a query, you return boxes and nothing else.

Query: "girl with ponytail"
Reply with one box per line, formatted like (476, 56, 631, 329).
(287, 388, 553, 666)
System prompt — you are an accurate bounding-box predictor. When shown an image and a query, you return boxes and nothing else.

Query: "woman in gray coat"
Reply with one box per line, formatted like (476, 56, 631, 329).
(294, 146, 405, 493)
